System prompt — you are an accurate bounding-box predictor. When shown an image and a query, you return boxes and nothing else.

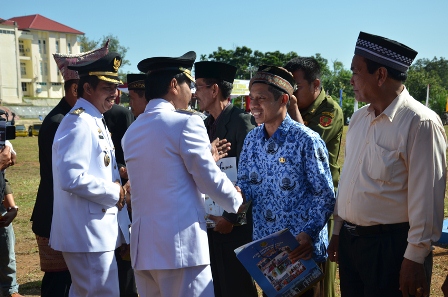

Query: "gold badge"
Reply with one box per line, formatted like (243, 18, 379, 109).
(113, 58, 121, 72)
(279, 157, 286, 163)
(104, 153, 110, 167)
(70, 107, 85, 115)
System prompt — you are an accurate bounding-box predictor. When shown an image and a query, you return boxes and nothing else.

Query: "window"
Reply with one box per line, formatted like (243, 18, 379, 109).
(38, 40, 42, 54)
(20, 63, 26, 76)
(56, 40, 60, 53)
(19, 40, 24, 55)
(43, 40, 47, 54)
(67, 42, 71, 54)
(0, 30, 14, 35)
(21, 82, 27, 92)
(40, 62, 43, 76)
(44, 62, 48, 76)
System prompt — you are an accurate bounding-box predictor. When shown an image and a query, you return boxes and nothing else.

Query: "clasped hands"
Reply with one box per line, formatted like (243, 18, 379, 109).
(114, 180, 126, 211)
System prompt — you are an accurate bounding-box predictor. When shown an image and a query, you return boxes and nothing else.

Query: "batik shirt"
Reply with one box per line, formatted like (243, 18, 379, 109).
(236, 115, 335, 262)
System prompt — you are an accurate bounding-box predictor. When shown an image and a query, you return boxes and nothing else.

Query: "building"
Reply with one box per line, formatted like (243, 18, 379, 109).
(0, 14, 83, 104)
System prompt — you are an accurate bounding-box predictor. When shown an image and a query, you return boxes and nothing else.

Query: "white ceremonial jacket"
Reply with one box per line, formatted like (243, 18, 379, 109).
(122, 99, 242, 270)
(50, 98, 130, 252)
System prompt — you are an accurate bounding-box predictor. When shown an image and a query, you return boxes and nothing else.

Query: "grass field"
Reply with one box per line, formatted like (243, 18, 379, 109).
(5, 126, 448, 296)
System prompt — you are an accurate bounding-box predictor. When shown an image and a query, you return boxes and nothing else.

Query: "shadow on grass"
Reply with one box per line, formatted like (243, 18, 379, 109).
(19, 280, 41, 295)
(434, 242, 448, 257)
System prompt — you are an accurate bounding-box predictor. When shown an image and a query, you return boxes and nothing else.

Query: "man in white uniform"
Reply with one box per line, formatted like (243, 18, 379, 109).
(50, 52, 129, 297)
(122, 51, 243, 297)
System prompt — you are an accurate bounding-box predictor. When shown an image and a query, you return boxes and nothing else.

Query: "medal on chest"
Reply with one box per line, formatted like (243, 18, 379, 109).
(104, 151, 111, 167)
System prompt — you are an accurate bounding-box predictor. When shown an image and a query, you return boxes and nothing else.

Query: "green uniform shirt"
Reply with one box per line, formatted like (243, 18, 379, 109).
(300, 88, 343, 188)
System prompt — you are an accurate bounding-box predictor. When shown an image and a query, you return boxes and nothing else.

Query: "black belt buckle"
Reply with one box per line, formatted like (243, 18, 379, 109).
(344, 221, 359, 236)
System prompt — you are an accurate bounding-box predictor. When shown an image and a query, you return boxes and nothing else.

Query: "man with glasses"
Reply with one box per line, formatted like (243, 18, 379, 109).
(194, 61, 257, 297)
(122, 52, 243, 297)
(236, 65, 335, 297)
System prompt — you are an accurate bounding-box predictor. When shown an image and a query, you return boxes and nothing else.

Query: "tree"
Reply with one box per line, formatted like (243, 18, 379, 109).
(407, 57, 448, 115)
(322, 60, 352, 98)
(204, 46, 300, 79)
(78, 35, 98, 53)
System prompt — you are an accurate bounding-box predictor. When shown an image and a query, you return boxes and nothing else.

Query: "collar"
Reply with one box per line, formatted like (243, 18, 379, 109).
(212, 102, 231, 122)
(259, 114, 294, 145)
(366, 86, 409, 122)
(300, 88, 327, 116)
(74, 98, 103, 119)
(144, 98, 176, 113)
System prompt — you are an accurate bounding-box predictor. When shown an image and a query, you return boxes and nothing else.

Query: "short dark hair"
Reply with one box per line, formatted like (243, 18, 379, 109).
(267, 85, 285, 101)
(202, 78, 233, 99)
(133, 89, 145, 99)
(64, 79, 79, 93)
(77, 76, 100, 98)
(364, 57, 408, 82)
(284, 57, 321, 84)
(145, 72, 190, 101)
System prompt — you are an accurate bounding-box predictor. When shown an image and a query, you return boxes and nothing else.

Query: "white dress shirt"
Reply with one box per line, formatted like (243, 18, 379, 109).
(334, 87, 447, 263)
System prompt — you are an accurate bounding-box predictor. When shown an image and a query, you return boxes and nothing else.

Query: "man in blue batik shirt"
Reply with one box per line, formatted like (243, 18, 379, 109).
(236, 65, 335, 297)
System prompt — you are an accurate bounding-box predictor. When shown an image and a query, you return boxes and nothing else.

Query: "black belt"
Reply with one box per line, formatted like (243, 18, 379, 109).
(343, 221, 409, 236)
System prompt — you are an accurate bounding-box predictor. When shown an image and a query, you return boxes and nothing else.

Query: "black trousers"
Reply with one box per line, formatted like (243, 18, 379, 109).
(115, 247, 138, 297)
(338, 223, 432, 297)
(41, 270, 71, 297)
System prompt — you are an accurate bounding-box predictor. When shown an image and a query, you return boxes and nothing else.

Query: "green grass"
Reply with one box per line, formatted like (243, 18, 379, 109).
(5, 126, 448, 296)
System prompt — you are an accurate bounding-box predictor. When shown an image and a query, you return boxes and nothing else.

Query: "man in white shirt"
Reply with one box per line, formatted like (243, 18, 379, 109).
(122, 51, 242, 297)
(328, 32, 447, 297)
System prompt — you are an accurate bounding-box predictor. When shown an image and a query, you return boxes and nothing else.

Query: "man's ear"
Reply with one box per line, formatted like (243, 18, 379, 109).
(169, 78, 178, 95)
(211, 83, 219, 98)
(313, 78, 321, 92)
(280, 93, 289, 106)
(71, 82, 78, 97)
(83, 82, 92, 96)
(377, 67, 388, 86)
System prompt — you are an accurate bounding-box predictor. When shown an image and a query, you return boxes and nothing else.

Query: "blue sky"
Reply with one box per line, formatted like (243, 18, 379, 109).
(3, 0, 448, 75)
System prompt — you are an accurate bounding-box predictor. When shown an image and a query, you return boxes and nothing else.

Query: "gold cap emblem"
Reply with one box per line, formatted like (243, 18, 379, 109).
(113, 57, 121, 72)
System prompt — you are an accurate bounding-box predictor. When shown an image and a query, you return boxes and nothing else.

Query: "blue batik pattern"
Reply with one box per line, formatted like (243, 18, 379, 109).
(237, 115, 335, 262)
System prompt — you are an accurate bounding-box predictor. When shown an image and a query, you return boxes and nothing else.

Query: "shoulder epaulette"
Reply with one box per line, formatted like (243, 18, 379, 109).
(176, 109, 196, 115)
(70, 107, 85, 115)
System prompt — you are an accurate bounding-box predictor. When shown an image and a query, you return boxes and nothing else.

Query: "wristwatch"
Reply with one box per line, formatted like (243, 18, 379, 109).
(7, 205, 18, 212)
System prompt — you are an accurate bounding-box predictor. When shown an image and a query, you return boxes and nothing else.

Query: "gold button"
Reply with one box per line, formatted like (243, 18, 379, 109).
(102, 208, 106, 212)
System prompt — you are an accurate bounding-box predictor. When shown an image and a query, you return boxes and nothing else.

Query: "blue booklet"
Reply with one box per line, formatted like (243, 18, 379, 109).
(234, 229, 324, 297)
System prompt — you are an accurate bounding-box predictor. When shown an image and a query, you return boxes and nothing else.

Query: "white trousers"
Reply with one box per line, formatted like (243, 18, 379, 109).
(62, 251, 119, 297)
(134, 265, 214, 297)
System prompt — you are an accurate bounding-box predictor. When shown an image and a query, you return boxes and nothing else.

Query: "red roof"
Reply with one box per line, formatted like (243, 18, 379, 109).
(8, 14, 83, 34)
(0, 18, 16, 26)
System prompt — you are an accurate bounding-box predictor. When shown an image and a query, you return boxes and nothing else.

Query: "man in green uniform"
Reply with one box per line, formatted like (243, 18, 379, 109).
(285, 57, 343, 297)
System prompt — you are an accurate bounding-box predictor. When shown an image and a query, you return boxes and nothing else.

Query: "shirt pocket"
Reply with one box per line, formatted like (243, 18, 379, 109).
(367, 145, 399, 182)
